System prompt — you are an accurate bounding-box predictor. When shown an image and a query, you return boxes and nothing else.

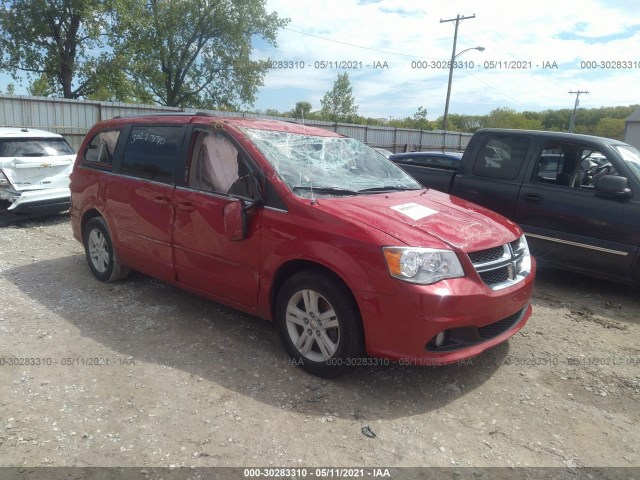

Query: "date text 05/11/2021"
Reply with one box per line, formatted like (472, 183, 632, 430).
(0, 356, 135, 367)
(265, 59, 561, 70)
(268, 59, 640, 70)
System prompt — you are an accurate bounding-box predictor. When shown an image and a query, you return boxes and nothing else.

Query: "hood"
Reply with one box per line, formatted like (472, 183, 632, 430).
(314, 189, 521, 252)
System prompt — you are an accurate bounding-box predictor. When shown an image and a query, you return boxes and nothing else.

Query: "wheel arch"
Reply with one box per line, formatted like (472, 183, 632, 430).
(269, 260, 365, 340)
(80, 208, 104, 241)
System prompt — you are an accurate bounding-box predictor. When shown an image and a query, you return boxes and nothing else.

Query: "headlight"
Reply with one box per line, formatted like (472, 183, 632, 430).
(514, 235, 532, 276)
(383, 247, 464, 284)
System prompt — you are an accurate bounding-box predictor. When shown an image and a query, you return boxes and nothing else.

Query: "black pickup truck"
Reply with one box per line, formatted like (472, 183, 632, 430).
(390, 128, 640, 284)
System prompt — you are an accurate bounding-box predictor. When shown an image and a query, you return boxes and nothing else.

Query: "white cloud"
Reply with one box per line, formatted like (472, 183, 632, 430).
(257, 0, 640, 118)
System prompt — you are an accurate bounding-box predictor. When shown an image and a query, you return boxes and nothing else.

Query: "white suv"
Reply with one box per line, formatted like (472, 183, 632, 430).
(0, 127, 75, 214)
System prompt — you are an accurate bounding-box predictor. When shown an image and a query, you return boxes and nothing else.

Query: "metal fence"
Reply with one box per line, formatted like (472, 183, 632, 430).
(0, 94, 472, 152)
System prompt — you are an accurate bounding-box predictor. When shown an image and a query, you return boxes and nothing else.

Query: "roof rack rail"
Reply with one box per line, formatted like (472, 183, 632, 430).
(112, 111, 213, 119)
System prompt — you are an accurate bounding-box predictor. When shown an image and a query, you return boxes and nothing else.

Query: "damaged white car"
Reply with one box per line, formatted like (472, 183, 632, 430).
(0, 127, 75, 214)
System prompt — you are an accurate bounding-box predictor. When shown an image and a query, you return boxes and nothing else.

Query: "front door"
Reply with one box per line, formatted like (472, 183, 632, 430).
(172, 129, 262, 311)
(514, 141, 639, 277)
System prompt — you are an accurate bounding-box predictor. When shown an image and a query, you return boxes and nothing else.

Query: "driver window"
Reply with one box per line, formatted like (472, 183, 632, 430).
(533, 142, 615, 189)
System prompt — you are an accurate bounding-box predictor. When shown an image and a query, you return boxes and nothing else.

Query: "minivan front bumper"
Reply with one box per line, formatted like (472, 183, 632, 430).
(358, 260, 535, 364)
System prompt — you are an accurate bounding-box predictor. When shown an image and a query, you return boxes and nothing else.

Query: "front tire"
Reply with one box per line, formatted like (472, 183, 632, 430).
(275, 270, 364, 377)
(83, 217, 129, 282)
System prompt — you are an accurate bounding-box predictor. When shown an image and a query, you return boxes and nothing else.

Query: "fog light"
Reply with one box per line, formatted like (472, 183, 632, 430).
(434, 331, 446, 347)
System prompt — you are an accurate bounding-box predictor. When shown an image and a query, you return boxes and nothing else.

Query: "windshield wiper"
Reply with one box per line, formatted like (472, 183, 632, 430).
(357, 186, 421, 193)
(292, 186, 359, 196)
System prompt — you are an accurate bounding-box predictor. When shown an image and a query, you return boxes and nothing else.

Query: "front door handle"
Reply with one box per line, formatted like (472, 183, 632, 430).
(176, 202, 195, 212)
(152, 196, 171, 206)
(522, 193, 543, 204)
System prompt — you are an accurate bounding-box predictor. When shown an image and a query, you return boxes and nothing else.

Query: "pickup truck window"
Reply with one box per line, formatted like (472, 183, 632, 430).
(615, 144, 640, 183)
(533, 142, 614, 188)
(472, 137, 529, 180)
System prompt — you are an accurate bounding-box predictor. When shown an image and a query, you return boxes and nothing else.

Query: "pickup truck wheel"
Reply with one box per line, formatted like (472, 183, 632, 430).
(275, 270, 364, 378)
(83, 217, 129, 282)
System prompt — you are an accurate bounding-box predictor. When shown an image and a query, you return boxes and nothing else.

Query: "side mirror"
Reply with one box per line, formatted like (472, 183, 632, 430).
(595, 175, 632, 200)
(223, 199, 248, 241)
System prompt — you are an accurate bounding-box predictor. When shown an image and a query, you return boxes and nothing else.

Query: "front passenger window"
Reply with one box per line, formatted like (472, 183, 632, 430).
(189, 131, 256, 199)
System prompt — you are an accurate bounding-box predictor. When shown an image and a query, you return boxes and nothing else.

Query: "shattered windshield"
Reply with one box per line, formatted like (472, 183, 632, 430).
(614, 144, 640, 183)
(241, 128, 421, 197)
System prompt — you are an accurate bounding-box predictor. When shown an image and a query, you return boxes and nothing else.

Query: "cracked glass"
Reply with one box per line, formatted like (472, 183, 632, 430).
(241, 128, 421, 198)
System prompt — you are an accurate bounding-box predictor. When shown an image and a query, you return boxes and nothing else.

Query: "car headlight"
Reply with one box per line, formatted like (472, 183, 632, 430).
(383, 247, 464, 284)
(514, 235, 532, 276)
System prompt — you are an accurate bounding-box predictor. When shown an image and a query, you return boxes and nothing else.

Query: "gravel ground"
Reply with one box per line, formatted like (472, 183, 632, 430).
(0, 213, 638, 475)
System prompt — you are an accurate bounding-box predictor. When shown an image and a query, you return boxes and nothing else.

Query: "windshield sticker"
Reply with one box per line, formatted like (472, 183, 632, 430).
(391, 203, 437, 221)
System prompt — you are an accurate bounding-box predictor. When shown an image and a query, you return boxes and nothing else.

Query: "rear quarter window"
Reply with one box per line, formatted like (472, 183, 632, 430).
(472, 137, 530, 180)
(83, 129, 121, 169)
(120, 126, 184, 184)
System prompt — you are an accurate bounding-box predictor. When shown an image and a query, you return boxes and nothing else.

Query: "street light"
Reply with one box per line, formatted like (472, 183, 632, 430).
(442, 46, 485, 131)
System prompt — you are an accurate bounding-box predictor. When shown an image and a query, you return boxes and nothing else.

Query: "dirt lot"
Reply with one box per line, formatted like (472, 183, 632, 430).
(0, 213, 638, 475)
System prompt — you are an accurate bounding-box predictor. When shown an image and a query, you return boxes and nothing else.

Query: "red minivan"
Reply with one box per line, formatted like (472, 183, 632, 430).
(70, 114, 535, 377)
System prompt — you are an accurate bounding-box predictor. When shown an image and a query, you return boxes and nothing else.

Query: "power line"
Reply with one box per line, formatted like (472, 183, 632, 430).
(283, 27, 441, 60)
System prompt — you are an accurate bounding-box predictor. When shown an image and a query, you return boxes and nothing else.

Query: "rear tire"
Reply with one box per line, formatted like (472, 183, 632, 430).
(83, 217, 129, 282)
(275, 270, 364, 377)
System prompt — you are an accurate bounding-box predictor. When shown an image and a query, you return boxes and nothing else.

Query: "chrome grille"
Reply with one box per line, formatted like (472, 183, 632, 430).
(478, 267, 510, 286)
(468, 246, 504, 264)
(468, 237, 531, 290)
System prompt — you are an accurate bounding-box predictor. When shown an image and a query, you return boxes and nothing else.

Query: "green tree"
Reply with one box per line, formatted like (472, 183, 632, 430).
(5, 83, 15, 95)
(389, 107, 431, 130)
(484, 107, 543, 130)
(83, 54, 154, 103)
(0, 0, 114, 99)
(291, 101, 312, 119)
(319, 73, 358, 122)
(265, 108, 284, 117)
(593, 117, 625, 140)
(433, 113, 486, 132)
(410, 106, 430, 130)
(113, 0, 288, 108)
(27, 75, 57, 97)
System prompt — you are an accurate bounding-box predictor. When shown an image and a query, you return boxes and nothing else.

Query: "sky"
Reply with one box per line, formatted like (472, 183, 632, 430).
(251, 0, 640, 120)
(1, 0, 638, 122)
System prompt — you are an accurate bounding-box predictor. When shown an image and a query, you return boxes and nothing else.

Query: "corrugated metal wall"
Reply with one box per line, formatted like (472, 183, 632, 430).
(0, 94, 472, 152)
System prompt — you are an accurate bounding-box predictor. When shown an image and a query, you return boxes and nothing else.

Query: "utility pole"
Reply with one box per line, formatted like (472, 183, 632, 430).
(568, 90, 589, 133)
(441, 13, 476, 131)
